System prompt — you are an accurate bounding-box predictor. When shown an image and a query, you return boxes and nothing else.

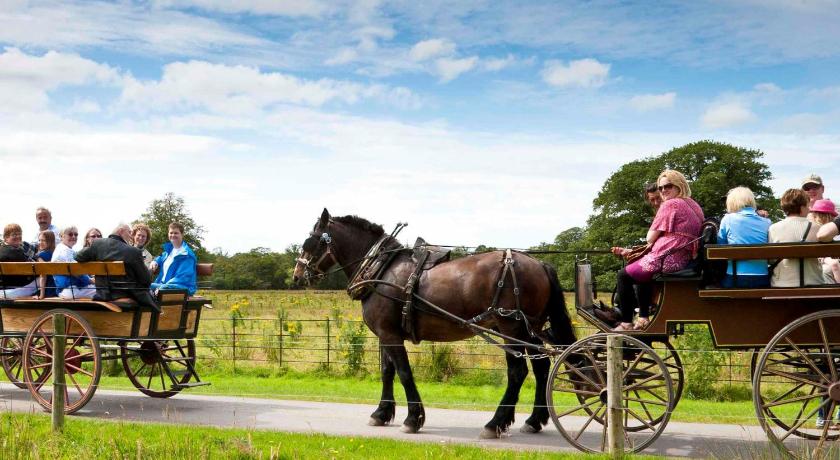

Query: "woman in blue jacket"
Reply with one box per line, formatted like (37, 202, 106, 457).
(150, 222, 197, 295)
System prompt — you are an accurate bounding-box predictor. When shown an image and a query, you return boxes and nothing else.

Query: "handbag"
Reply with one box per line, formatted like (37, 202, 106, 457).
(625, 244, 652, 264)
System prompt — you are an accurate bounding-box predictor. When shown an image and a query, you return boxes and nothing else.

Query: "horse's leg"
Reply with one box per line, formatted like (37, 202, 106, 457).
(385, 343, 425, 433)
(369, 343, 396, 426)
(521, 341, 550, 433)
(481, 344, 529, 439)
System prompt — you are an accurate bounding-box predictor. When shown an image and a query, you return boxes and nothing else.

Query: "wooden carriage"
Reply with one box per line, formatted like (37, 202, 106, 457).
(550, 241, 840, 458)
(0, 261, 213, 413)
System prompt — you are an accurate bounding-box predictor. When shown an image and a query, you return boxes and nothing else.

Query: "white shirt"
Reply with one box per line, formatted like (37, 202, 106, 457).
(768, 216, 823, 287)
(52, 242, 76, 263)
(162, 245, 186, 280)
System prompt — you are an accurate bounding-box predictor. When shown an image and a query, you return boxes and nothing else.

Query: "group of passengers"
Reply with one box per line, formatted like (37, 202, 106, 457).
(611, 172, 840, 333)
(0, 207, 198, 305)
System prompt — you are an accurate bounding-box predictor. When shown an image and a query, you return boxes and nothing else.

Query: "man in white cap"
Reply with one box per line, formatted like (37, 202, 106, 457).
(802, 174, 825, 208)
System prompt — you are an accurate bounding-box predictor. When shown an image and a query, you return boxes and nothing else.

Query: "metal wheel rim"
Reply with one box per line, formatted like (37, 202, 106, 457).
(22, 309, 101, 414)
(547, 333, 674, 454)
(753, 310, 840, 458)
(120, 339, 195, 398)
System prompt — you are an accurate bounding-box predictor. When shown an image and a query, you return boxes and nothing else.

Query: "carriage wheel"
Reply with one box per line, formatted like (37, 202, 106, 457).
(121, 339, 195, 398)
(753, 310, 840, 457)
(571, 338, 683, 433)
(22, 309, 101, 414)
(2, 337, 31, 389)
(547, 334, 674, 453)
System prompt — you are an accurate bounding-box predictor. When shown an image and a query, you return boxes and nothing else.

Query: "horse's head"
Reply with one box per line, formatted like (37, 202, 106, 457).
(293, 208, 338, 285)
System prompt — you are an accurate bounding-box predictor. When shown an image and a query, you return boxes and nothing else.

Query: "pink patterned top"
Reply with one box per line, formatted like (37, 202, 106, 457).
(638, 197, 705, 274)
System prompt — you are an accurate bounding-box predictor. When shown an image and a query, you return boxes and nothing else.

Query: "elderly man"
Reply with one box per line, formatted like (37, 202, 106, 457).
(802, 174, 826, 208)
(31, 207, 58, 247)
(75, 224, 156, 309)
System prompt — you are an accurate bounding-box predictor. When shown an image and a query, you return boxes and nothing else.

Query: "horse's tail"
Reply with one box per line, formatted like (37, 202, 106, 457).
(541, 262, 577, 346)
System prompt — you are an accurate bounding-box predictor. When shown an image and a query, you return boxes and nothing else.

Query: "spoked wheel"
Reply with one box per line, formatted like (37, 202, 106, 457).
(120, 339, 196, 398)
(548, 334, 674, 454)
(22, 309, 101, 414)
(2, 337, 30, 389)
(754, 310, 840, 458)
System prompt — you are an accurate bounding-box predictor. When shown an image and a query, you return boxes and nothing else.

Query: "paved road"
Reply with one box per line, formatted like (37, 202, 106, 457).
(0, 383, 794, 457)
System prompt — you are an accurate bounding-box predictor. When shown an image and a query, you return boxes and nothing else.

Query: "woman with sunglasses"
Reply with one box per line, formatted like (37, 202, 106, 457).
(52, 226, 97, 299)
(613, 170, 705, 331)
(83, 227, 103, 248)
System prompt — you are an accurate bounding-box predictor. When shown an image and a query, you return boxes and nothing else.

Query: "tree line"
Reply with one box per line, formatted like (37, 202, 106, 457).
(148, 140, 776, 291)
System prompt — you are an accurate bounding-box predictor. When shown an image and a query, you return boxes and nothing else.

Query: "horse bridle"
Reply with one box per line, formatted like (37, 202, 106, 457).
(296, 225, 340, 281)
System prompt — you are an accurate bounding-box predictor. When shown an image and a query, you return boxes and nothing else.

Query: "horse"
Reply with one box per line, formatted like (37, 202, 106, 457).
(292, 209, 577, 438)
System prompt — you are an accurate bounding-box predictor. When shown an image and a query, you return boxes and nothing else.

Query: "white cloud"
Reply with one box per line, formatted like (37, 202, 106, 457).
(0, 47, 122, 112)
(156, 0, 330, 17)
(701, 102, 756, 129)
(325, 48, 358, 66)
(434, 56, 478, 82)
(481, 54, 518, 72)
(409, 38, 456, 62)
(754, 82, 781, 93)
(119, 60, 420, 113)
(629, 92, 676, 112)
(541, 58, 610, 88)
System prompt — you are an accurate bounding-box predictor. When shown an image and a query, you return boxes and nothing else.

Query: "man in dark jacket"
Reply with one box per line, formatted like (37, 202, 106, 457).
(75, 224, 157, 309)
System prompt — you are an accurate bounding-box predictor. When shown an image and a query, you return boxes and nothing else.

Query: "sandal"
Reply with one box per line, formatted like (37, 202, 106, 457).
(634, 317, 651, 330)
(612, 322, 636, 332)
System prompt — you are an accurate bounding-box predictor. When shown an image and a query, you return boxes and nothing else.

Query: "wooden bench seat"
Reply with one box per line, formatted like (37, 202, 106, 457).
(706, 242, 840, 260)
(0, 261, 126, 276)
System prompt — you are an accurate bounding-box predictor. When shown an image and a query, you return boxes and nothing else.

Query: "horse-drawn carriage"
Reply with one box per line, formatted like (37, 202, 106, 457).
(0, 261, 213, 413)
(296, 209, 840, 459)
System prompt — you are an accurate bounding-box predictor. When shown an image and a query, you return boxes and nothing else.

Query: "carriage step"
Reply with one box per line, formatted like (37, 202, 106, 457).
(171, 382, 211, 390)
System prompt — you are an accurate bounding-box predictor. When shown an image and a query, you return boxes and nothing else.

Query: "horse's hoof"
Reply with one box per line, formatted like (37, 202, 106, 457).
(400, 424, 419, 434)
(479, 427, 501, 439)
(368, 417, 386, 427)
(520, 423, 540, 434)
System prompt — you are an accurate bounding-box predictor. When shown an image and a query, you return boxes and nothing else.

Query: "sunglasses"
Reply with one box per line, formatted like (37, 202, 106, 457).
(658, 183, 675, 192)
(66, 232, 78, 236)
(803, 183, 822, 191)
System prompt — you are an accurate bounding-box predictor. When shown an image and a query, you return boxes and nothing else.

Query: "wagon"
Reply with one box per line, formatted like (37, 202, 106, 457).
(0, 261, 213, 414)
(554, 241, 840, 458)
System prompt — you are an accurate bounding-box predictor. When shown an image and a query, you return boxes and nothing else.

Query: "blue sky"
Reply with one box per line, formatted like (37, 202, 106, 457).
(1, 0, 840, 253)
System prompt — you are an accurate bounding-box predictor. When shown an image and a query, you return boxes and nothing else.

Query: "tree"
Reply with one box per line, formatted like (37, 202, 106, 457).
(136, 193, 206, 257)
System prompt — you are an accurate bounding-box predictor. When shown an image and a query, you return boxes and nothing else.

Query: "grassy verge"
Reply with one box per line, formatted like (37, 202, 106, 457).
(0, 412, 661, 459)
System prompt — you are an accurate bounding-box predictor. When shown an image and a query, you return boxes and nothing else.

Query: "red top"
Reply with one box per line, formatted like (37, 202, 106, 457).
(639, 197, 705, 274)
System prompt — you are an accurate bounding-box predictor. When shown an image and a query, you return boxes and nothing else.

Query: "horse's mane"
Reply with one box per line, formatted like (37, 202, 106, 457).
(333, 215, 385, 236)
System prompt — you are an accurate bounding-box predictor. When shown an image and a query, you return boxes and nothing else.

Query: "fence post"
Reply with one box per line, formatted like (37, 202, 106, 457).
(278, 318, 284, 368)
(325, 316, 331, 370)
(606, 334, 624, 458)
(232, 317, 237, 372)
(52, 312, 66, 432)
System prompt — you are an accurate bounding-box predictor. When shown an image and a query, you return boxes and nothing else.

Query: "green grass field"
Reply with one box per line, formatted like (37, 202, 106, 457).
(0, 412, 665, 459)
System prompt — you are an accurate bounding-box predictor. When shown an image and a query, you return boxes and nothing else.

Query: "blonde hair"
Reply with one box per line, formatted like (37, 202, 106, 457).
(811, 212, 834, 225)
(132, 223, 152, 240)
(59, 226, 78, 239)
(658, 169, 691, 198)
(725, 186, 757, 213)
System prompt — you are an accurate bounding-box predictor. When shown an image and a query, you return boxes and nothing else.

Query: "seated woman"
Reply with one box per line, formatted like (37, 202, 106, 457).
(769, 189, 823, 287)
(0, 224, 38, 299)
(83, 227, 102, 249)
(35, 230, 58, 298)
(131, 223, 154, 269)
(809, 199, 840, 283)
(613, 170, 705, 331)
(52, 226, 97, 299)
(718, 187, 771, 288)
(150, 222, 197, 295)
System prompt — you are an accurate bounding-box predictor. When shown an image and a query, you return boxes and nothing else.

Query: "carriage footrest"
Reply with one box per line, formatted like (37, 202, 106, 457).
(171, 382, 211, 390)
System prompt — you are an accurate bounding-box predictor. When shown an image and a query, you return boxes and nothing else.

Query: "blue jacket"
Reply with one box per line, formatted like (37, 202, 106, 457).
(718, 207, 771, 276)
(153, 242, 198, 295)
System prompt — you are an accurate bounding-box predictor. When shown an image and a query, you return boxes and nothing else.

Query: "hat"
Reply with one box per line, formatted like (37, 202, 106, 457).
(802, 174, 823, 188)
(811, 199, 837, 217)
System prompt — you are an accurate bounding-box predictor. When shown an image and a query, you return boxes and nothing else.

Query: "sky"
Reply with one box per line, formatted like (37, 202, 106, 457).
(2, 0, 840, 254)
